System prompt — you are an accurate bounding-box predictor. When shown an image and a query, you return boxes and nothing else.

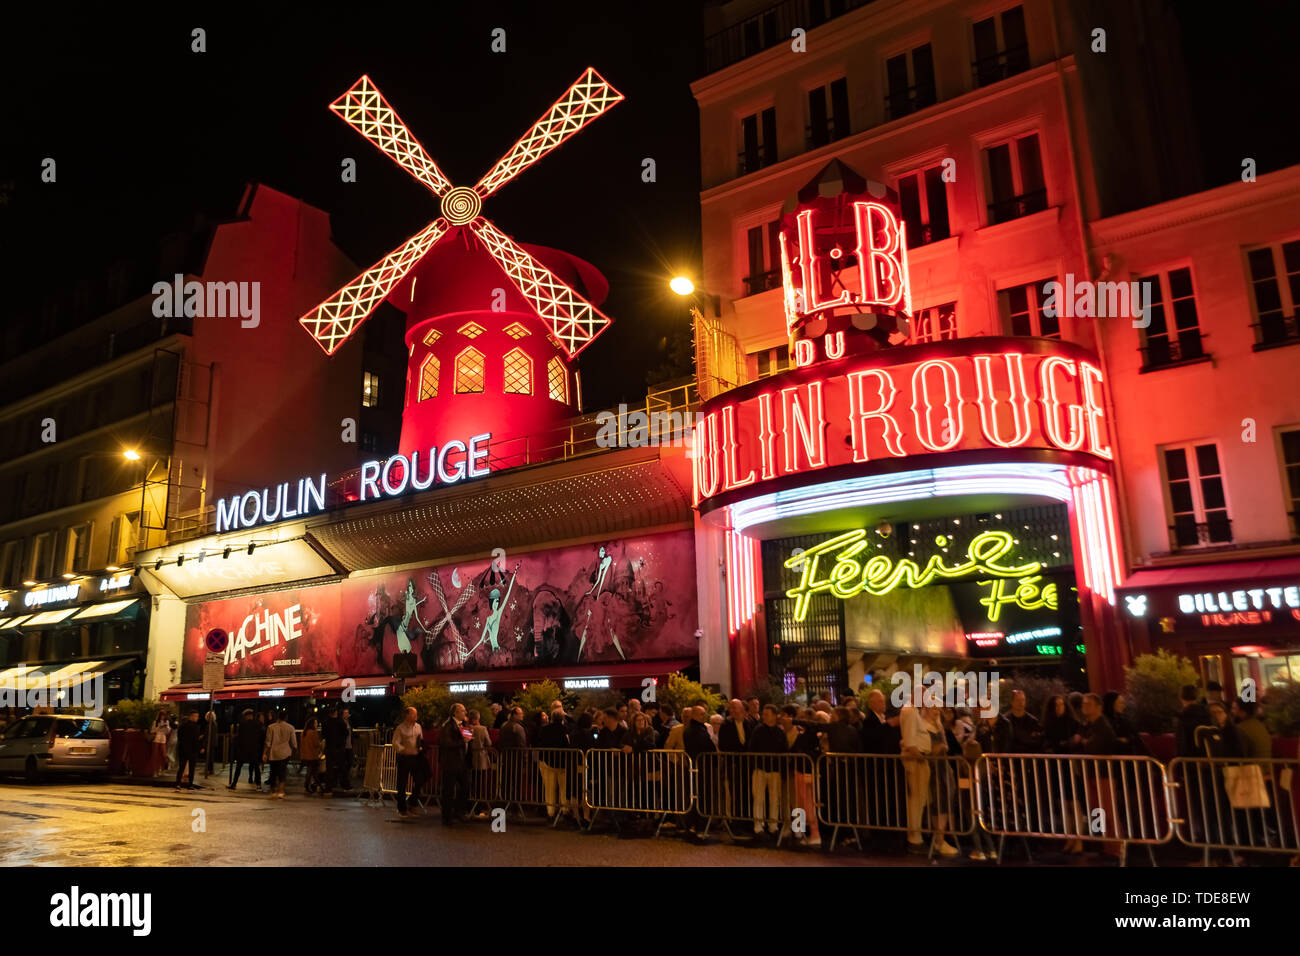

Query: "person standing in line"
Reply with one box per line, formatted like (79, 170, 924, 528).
(322, 706, 346, 793)
(392, 706, 425, 819)
(536, 710, 572, 821)
(229, 709, 261, 791)
(339, 708, 355, 790)
(466, 709, 492, 809)
(174, 711, 203, 791)
(150, 709, 172, 777)
(300, 718, 323, 794)
(746, 705, 788, 841)
(264, 711, 297, 800)
(438, 703, 471, 825)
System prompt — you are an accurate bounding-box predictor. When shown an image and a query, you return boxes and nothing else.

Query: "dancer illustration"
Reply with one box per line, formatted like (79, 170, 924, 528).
(394, 579, 429, 654)
(466, 562, 520, 655)
(585, 545, 613, 598)
(576, 607, 593, 661)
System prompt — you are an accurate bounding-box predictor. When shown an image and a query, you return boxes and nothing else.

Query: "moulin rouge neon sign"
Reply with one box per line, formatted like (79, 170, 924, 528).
(692, 342, 1113, 506)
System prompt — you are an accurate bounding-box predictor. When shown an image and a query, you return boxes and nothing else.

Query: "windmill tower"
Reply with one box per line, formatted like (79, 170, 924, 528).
(297, 70, 622, 464)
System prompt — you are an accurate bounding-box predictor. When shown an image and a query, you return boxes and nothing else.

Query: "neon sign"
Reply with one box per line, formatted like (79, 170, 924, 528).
(978, 575, 1058, 622)
(693, 341, 1114, 508)
(24, 584, 80, 608)
(217, 475, 327, 533)
(783, 529, 1040, 622)
(1177, 587, 1300, 615)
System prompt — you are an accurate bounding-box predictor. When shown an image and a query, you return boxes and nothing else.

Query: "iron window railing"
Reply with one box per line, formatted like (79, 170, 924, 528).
(1140, 334, 1207, 371)
(704, 0, 876, 73)
(1169, 516, 1233, 550)
(986, 187, 1047, 225)
(743, 270, 784, 297)
(972, 45, 1031, 87)
(1253, 313, 1300, 349)
(884, 83, 937, 120)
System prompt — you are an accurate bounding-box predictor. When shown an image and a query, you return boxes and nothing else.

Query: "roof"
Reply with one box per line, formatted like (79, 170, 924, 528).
(1118, 555, 1300, 590)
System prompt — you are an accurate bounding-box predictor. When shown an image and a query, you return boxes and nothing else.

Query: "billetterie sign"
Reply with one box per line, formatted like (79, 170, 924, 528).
(216, 432, 492, 533)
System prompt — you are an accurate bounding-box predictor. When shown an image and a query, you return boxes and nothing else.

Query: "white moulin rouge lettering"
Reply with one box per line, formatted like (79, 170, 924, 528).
(216, 475, 326, 533)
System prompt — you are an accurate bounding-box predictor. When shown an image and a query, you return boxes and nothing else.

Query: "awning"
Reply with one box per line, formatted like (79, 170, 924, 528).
(211, 677, 326, 701)
(70, 599, 139, 622)
(311, 675, 392, 699)
(0, 657, 136, 693)
(1118, 556, 1300, 590)
(0, 615, 33, 631)
(159, 682, 214, 702)
(21, 608, 79, 627)
(407, 658, 696, 691)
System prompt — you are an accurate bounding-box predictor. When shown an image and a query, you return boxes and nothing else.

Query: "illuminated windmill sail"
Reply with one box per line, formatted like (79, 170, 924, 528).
(298, 69, 623, 358)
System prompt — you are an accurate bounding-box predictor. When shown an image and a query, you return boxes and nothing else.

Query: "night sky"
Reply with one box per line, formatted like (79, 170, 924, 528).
(2, 2, 1297, 408)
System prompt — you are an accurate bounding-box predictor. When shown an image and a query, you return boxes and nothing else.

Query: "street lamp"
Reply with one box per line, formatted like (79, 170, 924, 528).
(669, 276, 695, 296)
(122, 448, 141, 461)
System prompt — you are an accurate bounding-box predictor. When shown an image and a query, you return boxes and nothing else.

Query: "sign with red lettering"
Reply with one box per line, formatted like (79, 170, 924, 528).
(693, 338, 1113, 509)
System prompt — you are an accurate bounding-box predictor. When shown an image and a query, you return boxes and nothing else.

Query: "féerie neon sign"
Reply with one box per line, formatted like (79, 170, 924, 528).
(784, 529, 1040, 621)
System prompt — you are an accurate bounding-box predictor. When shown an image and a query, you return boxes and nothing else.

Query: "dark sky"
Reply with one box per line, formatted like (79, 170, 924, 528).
(3, 2, 1296, 407)
(1, 2, 708, 407)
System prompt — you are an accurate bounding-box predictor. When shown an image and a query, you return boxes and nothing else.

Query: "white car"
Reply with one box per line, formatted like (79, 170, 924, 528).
(0, 714, 112, 782)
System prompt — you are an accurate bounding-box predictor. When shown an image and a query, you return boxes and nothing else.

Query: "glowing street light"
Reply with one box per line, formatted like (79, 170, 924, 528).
(669, 276, 695, 296)
(123, 448, 141, 461)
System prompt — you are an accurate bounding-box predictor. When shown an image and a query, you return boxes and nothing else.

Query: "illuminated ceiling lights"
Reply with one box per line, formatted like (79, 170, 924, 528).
(298, 69, 623, 358)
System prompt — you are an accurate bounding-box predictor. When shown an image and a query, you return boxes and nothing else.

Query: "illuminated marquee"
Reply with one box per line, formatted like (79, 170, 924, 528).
(693, 340, 1113, 508)
(783, 529, 1041, 622)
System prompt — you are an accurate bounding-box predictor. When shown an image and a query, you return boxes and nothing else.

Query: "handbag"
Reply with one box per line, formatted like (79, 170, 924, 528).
(1222, 763, 1270, 809)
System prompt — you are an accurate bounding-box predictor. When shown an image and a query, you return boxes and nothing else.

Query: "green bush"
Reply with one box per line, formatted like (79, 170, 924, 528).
(574, 688, 622, 713)
(401, 684, 452, 726)
(658, 672, 725, 716)
(1263, 680, 1300, 737)
(1125, 649, 1199, 734)
(1003, 672, 1071, 722)
(105, 698, 173, 731)
(511, 679, 564, 716)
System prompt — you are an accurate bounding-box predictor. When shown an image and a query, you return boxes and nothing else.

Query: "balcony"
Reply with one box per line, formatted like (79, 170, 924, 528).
(906, 221, 951, 248)
(1139, 333, 1208, 372)
(704, 0, 877, 73)
(884, 83, 937, 121)
(972, 45, 1031, 88)
(1169, 516, 1233, 551)
(736, 145, 779, 178)
(1253, 312, 1300, 350)
(805, 117, 849, 151)
(986, 188, 1047, 226)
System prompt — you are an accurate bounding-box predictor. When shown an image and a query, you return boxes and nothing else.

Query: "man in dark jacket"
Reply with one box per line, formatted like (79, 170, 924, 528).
(1176, 685, 1212, 757)
(747, 705, 788, 838)
(594, 708, 631, 833)
(681, 706, 716, 840)
(175, 711, 203, 790)
(861, 690, 901, 754)
(993, 690, 1043, 753)
(716, 699, 756, 821)
(322, 706, 349, 793)
(228, 710, 263, 791)
(497, 707, 528, 750)
(438, 703, 471, 825)
(825, 708, 862, 753)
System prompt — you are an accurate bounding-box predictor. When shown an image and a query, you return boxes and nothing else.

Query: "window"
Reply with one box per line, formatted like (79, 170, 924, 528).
(1280, 428, 1300, 537)
(885, 43, 937, 119)
(754, 344, 790, 378)
(502, 348, 532, 395)
(1162, 443, 1231, 548)
(744, 220, 784, 296)
(895, 166, 950, 246)
(422, 328, 442, 347)
(503, 322, 530, 339)
(0, 540, 18, 588)
(106, 512, 140, 566)
(972, 5, 1029, 87)
(30, 531, 54, 581)
(1137, 268, 1204, 369)
(361, 430, 380, 454)
(547, 356, 569, 403)
(418, 354, 440, 401)
(1247, 240, 1300, 347)
(911, 303, 958, 343)
(62, 523, 92, 574)
(362, 371, 380, 408)
(998, 279, 1058, 337)
(458, 321, 485, 339)
(454, 348, 485, 394)
(807, 78, 850, 149)
(739, 107, 777, 175)
(985, 133, 1046, 224)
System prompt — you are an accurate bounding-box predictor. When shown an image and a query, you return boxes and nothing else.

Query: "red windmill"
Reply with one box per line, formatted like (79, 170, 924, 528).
(298, 69, 623, 462)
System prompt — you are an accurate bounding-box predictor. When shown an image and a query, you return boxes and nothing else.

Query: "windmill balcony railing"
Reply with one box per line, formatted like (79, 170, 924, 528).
(162, 382, 700, 544)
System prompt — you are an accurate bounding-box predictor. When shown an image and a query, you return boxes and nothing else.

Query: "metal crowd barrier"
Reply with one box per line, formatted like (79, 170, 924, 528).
(694, 752, 816, 846)
(1168, 757, 1300, 863)
(361, 744, 397, 806)
(974, 753, 1172, 866)
(495, 748, 585, 825)
(815, 753, 976, 854)
(583, 749, 695, 836)
(467, 749, 500, 815)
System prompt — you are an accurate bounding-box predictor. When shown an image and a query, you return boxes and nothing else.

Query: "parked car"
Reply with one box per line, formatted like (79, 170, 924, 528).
(0, 714, 112, 782)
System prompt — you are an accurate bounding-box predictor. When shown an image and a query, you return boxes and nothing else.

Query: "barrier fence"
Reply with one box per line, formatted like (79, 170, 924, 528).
(342, 743, 1299, 864)
(1167, 757, 1300, 862)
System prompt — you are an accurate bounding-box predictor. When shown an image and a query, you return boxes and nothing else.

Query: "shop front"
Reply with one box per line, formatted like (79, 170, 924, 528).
(692, 186, 1125, 700)
(1118, 557, 1300, 696)
(0, 575, 150, 709)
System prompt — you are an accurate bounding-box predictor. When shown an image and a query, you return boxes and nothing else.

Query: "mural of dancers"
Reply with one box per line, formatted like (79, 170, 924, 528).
(466, 561, 520, 655)
(427, 567, 475, 663)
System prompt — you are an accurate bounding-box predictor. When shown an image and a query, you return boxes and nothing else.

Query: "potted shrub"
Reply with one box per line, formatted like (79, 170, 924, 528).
(1124, 649, 1199, 761)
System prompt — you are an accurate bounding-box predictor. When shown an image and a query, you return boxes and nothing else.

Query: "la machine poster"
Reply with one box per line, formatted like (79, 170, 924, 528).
(181, 530, 697, 682)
